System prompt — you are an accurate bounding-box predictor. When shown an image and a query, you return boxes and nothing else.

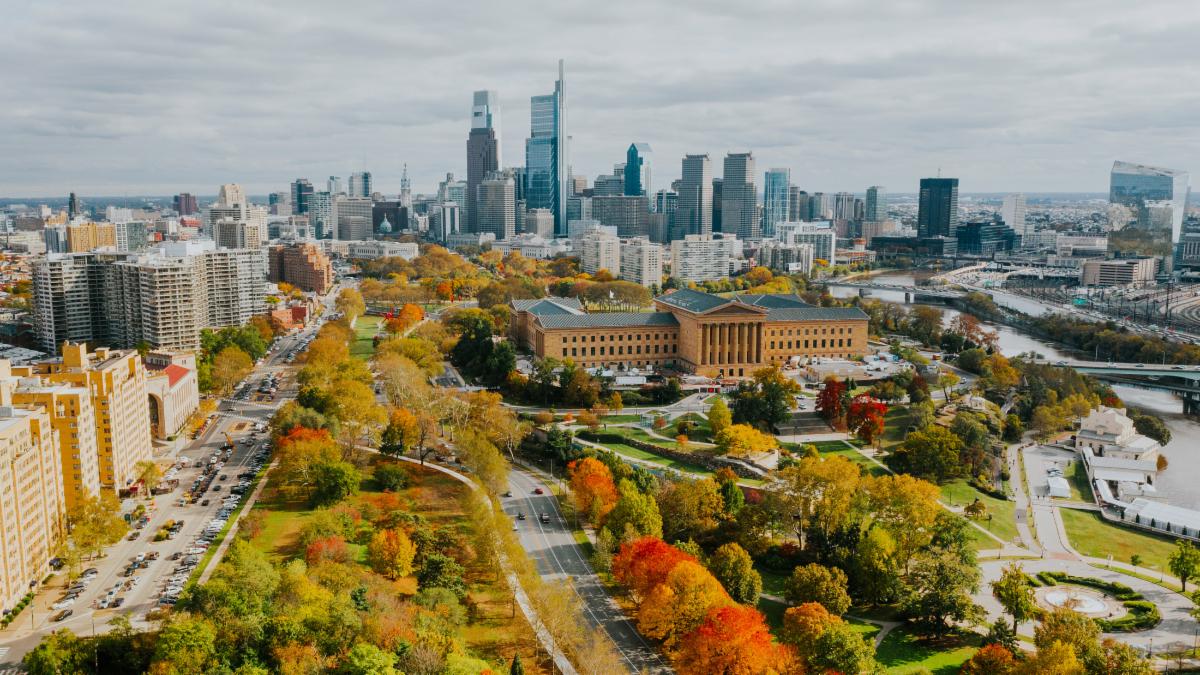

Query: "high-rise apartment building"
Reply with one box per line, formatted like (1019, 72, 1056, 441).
(214, 220, 265, 249)
(762, 168, 790, 238)
(620, 237, 663, 287)
(580, 229, 621, 276)
(1001, 193, 1028, 238)
(808, 192, 831, 220)
(776, 223, 837, 265)
(327, 176, 344, 195)
(477, 172, 516, 241)
(15, 345, 151, 496)
(722, 153, 758, 240)
(865, 186, 887, 222)
(291, 178, 314, 214)
(173, 193, 198, 216)
(917, 178, 960, 239)
(625, 143, 652, 197)
(66, 221, 117, 252)
(13, 378, 98, 511)
(467, 90, 502, 233)
(670, 234, 737, 282)
(677, 155, 713, 237)
(269, 243, 334, 294)
(348, 172, 373, 198)
(204, 183, 267, 244)
(525, 61, 568, 236)
(0, 361, 64, 616)
(592, 195, 650, 238)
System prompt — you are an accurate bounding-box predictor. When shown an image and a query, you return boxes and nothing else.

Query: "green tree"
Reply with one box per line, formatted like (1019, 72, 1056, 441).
(810, 622, 877, 675)
(956, 347, 987, 374)
(656, 477, 724, 543)
(311, 460, 361, 506)
(509, 653, 526, 675)
(1034, 607, 1100, 663)
(707, 397, 732, 437)
(605, 479, 663, 540)
(418, 553, 468, 598)
(718, 475, 745, 517)
(1085, 638, 1152, 675)
(888, 425, 964, 483)
(730, 365, 800, 431)
(151, 617, 218, 674)
(1170, 540, 1200, 592)
(852, 526, 903, 605)
(991, 563, 1037, 631)
(23, 629, 88, 675)
(340, 643, 397, 675)
(785, 563, 851, 615)
(901, 548, 985, 634)
(374, 463, 408, 491)
(707, 543, 763, 604)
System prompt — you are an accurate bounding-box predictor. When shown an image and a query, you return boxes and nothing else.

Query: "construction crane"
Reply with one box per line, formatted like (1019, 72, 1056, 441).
(223, 432, 234, 450)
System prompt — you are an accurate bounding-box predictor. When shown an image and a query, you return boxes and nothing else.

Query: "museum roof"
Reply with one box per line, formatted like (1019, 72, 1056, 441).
(535, 312, 679, 329)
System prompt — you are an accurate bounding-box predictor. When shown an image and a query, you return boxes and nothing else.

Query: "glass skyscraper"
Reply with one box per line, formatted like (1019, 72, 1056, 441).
(762, 168, 790, 238)
(525, 61, 568, 236)
(917, 178, 959, 238)
(865, 186, 887, 222)
(625, 143, 652, 197)
(467, 90, 501, 233)
(1110, 161, 1190, 255)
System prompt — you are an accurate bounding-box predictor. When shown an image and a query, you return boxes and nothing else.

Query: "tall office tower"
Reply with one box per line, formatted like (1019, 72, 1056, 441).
(173, 192, 198, 216)
(349, 172, 373, 198)
(712, 178, 723, 233)
(570, 174, 587, 196)
(1110, 161, 1190, 247)
(13, 375, 97, 512)
(593, 172, 624, 196)
(267, 192, 290, 216)
(625, 143, 652, 197)
(788, 187, 807, 222)
(566, 195, 592, 223)
(676, 155, 713, 238)
(399, 165, 412, 208)
(68, 192, 80, 219)
(808, 192, 831, 220)
(620, 237, 663, 287)
(593, 195, 650, 237)
(865, 186, 887, 222)
(0, 362, 64, 615)
(832, 192, 856, 221)
(762, 168, 790, 238)
(526, 209, 555, 237)
(44, 225, 68, 253)
(436, 202, 461, 242)
(308, 192, 334, 239)
(917, 178, 960, 238)
(477, 171, 517, 241)
(1001, 193, 1028, 238)
(580, 229, 621, 275)
(15, 344, 151, 496)
(269, 242, 334, 294)
(467, 90, 501, 233)
(721, 153, 758, 240)
(291, 178, 314, 214)
(335, 196, 374, 241)
(525, 60, 568, 236)
(328, 176, 344, 195)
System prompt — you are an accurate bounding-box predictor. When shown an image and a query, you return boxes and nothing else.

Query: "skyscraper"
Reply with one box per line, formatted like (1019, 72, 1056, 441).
(832, 192, 856, 221)
(525, 61, 568, 236)
(788, 187, 808, 222)
(173, 193, 198, 216)
(349, 172, 373, 198)
(1001, 193, 1028, 238)
(291, 178, 314, 214)
(327, 176, 344, 195)
(722, 153, 758, 240)
(865, 186, 887, 222)
(1110, 161, 1190, 245)
(68, 192, 80, 219)
(625, 143, 652, 197)
(467, 90, 501, 233)
(917, 178, 959, 238)
(477, 171, 516, 241)
(762, 169, 790, 238)
(677, 154, 713, 237)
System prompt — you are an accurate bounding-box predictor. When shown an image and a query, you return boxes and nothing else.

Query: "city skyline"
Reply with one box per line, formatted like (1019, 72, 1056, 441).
(3, 1, 1200, 196)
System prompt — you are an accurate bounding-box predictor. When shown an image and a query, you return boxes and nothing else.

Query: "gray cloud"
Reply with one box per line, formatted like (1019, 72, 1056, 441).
(2, 0, 1200, 197)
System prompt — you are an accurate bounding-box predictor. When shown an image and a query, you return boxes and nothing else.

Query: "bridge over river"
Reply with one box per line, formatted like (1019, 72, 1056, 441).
(1032, 359, 1200, 415)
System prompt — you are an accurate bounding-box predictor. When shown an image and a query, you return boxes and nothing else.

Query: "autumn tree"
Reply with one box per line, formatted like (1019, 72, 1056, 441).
(211, 345, 253, 395)
(605, 479, 663, 540)
(568, 457, 619, 525)
(612, 537, 697, 602)
(887, 424, 964, 483)
(707, 397, 732, 437)
(367, 529, 417, 580)
(656, 477, 725, 543)
(785, 563, 851, 615)
(729, 365, 801, 431)
(379, 408, 420, 456)
(706, 543, 762, 604)
(771, 454, 862, 550)
(335, 287, 367, 323)
(961, 643, 1017, 675)
(815, 376, 849, 429)
(714, 423, 778, 457)
(675, 605, 793, 675)
(637, 560, 732, 647)
(846, 394, 888, 447)
(865, 474, 943, 566)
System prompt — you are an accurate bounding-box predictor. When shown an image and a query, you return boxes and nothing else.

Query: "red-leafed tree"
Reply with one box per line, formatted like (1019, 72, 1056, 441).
(815, 377, 849, 429)
(305, 535, 351, 566)
(568, 457, 619, 524)
(676, 604, 796, 675)
(960, 643, 1016, 675)
(611, 536, 697, 602)
(847, 395, 888, 447)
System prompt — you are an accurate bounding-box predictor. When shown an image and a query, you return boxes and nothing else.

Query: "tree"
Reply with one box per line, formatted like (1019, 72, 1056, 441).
(212, 345, 253, 395)
(1086, 638, 1152, 675)
(151, 617, 218, 674)
(785, 563, 851, 615)
(23, 629, 88, 675)
(772, 454, 861, 551)
(956, 347, 987, 374)
(779, 602, 840, 662)
(1019, 640, 1084, 675)
(637, 560, 732, 647)
(811, 622, 877, 675)
(612, 537, 698, 602)
(675, 605, 792, 675)
(939, 371, 961, 400)
(311, 460, 361, 506)
(992, 562, 1037, 631)
(331, 379, 387, 448)
(335, 288, 367, 323)
(888, 425, 964, 483)
(706, 543, 762, 604)
(509, 654, 525, 675)
(418, 552, 467, 598)
(1169, 540, 1200, 592)
(1034, 607, 1100, 662)
(815, 377, 849, 428)
(707, 397, 732, 437)
(66, 492, 128, 560)
(901, 548, 984, 634)
(569, 457, 619, 525)
(605, 479, 663, 540)
(341, 643, 398, 675)
(852, 526, 903, 605)
(846, 395, 888, 447)
(379, 408, 420, 456)
(961, 643, 1017, 675)
(134, 459, 163, 497)
(714, 423, 777, 457)
(730, 366, 800, 431)
(367, 529, 416, 580)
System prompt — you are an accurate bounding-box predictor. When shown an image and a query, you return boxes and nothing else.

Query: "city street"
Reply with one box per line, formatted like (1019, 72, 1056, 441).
(0, 299, 330, 668)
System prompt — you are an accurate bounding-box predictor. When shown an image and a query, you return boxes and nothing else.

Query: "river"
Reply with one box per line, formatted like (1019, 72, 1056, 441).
(830, 272, 1200, 508)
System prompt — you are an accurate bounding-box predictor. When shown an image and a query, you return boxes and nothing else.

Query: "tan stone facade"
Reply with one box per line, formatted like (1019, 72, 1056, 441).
(511, 289, 869, 378)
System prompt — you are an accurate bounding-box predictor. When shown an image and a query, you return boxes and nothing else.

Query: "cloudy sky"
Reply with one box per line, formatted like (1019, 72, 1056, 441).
(3, 0, 1200, 198)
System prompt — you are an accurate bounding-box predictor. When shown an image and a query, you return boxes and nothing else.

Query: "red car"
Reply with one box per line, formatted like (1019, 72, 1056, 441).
(533, 488, 544, 495)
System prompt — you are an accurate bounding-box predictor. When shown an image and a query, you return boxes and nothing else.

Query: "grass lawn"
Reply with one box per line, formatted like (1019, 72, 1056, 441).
(880, 406, 914, 451)
(757, 566, 789, 597)
(796, 440, 889, 477)
(1062, 460, 1095, 503)
(578, 432, 715, 478)
(350, 315, 384, 360)
(938, 479, 1018, 545)
(875, 627, 979, 674)
(673, 412, 714, 443)
(593, 425, 705, 451)
(1060, 508, 1181, 572)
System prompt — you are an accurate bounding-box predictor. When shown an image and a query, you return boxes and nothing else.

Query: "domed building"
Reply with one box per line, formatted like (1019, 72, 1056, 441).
(377, 215, 393, 235)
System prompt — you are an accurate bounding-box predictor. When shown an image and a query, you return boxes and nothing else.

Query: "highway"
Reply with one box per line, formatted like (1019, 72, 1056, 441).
(504, 468, 672, 675)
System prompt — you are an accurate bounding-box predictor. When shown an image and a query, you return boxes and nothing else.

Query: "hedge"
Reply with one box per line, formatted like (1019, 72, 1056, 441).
(1037, 571, 1160, 632)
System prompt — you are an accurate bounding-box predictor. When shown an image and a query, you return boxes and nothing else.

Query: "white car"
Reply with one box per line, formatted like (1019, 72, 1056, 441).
(51, 598, 76, 611)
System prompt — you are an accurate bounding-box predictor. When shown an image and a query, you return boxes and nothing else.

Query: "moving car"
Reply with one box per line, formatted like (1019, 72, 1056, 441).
(539, 513, 550, 524)
(532, 488, 544, 495)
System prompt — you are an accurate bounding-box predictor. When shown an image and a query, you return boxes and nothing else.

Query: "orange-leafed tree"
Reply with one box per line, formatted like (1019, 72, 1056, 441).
(636, 560, 732, 648)
(676, 604, 796, 675)
(612, 537, 698, 602)
(305, 535, 351, 566)
(398, 303, 424, 327)
(366, 528, 416, 580)
(568, 457, 618, 524)
(780, 602, 842, 661)
(960, 643, 1016, 675)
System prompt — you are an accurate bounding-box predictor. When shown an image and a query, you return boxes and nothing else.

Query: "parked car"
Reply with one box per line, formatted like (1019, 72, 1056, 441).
(52, 609, 73, 622)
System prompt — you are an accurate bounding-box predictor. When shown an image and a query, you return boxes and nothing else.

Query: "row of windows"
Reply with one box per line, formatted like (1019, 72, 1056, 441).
(563, 344, 679, 357)
(769, 338, 848, 350)
(769, 325, 854, 337)
(567, 332, 674, 343)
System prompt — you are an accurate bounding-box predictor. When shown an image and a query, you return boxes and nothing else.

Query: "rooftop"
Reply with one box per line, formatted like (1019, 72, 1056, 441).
(654, 288, 734, 313)
(512, 297, 585, 316)
(536, 312, 679, 330)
